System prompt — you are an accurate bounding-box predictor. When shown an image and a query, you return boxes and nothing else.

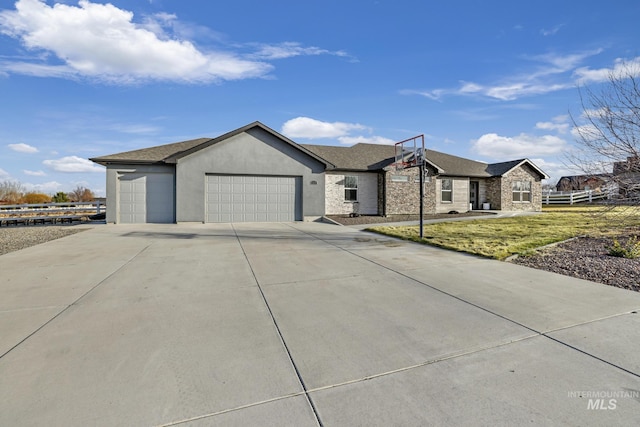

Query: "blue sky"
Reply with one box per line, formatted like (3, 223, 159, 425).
(1, 0, 639, 196)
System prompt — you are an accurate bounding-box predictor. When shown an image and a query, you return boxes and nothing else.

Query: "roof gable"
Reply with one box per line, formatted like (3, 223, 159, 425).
(90, 122, 332, 167)
(489, 159, 549, 179)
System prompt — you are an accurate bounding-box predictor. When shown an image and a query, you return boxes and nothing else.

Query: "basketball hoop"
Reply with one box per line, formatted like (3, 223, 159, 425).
(393, 134, 426, 239)
(394, 135, 425, 171)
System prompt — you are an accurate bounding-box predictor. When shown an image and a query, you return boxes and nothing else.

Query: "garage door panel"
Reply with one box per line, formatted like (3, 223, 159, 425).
(206, 175, 298, 223)
(119, 173, 174, 224)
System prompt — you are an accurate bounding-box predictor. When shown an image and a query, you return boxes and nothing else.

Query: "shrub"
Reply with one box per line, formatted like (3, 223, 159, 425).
(23, 192, 52, 204)
(607, 236, 640, 259)
(52, 191, 69, 203)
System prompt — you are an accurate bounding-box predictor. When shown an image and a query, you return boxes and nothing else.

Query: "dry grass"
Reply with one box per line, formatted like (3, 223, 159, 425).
(367, 206, 640, 260)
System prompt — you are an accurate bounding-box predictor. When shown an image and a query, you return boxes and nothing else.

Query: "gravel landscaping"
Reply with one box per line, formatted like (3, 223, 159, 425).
(0, 225, 88, 256)
(511, 231, 640, 292)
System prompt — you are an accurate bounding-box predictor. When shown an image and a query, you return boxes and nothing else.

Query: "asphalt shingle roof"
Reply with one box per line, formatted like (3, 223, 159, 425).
(302, 143, 516, 177)
(301, 143, 396, 171)
(90, 123, 547, 179)
(90, 138, 212, 164)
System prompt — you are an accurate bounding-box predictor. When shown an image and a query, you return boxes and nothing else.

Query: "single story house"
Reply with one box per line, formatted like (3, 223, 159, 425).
(90, 121, 548, 224)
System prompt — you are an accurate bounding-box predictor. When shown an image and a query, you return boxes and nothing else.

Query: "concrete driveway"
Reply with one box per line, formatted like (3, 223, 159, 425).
(1, 222, 639, 426)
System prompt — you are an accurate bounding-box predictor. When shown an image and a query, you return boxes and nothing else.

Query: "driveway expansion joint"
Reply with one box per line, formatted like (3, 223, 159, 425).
(287, 223, 640, 380)
(0, 243, 152, 360)
(231, 224, 323, 427)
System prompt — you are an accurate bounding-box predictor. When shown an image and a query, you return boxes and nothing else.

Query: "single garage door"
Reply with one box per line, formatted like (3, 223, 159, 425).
(206, 175, 298, 222)
(119, 173, 174, 223)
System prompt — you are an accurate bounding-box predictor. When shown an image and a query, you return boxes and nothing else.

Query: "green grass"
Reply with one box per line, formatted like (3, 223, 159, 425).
(367, 205, 640, 260)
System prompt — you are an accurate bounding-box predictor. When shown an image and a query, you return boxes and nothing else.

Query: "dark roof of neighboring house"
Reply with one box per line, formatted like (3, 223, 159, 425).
(90, 121, 332, 167)
(555, 174, 609, 187)
(556, 174, 608, 181)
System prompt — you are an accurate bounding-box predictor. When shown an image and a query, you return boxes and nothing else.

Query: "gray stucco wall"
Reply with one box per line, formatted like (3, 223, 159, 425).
(104, 164, 175, 223)
(175, 127, 326, 222)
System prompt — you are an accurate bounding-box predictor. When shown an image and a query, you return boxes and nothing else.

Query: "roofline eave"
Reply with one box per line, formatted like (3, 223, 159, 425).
(88, 159, 168, 167)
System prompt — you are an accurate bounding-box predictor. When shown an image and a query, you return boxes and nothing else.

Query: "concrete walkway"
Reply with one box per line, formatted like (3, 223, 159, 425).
(1, 222, 639, 426)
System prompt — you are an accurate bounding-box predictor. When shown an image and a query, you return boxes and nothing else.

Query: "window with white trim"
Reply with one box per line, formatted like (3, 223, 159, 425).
(512, 180, 531, 202)
(441, 178, 452, 202)
(344, 176, 358, 201)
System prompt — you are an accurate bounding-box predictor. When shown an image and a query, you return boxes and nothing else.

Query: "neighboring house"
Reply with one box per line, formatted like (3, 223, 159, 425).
(90, 121, 548, 224)
(613, 156, 640, 198)
(555, 174, 607, 192)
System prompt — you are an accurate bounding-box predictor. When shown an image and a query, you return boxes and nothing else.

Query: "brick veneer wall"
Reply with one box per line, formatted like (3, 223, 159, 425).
(485, 177, 502, 210)
(498, 164, 544, 211)
(383, 167, 437, 215)
(325, 172, 379, 215)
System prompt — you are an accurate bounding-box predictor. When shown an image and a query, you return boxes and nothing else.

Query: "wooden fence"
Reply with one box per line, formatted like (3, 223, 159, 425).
(543, 190, 611, 205)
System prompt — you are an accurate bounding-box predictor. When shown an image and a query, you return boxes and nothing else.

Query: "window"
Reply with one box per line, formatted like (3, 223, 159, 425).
(391, 175, 410, 182)
(512, 180, 531, 202)
(344, 176, 358, 201)
(441, 178, 452, 202)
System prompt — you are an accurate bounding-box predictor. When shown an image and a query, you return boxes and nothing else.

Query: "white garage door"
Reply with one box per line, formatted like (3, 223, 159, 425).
(206, 175, 297, 222)
(119, 173, 174, 223)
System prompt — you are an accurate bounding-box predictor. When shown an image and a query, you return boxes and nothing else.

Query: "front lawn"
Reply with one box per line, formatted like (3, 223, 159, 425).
(367, 206, 640, 260)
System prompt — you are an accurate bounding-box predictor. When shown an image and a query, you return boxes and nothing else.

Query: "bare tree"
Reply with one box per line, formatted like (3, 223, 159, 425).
(569, 61, 640, 205)
(0, 179, 24, 204)
(68, 185, 95, 202)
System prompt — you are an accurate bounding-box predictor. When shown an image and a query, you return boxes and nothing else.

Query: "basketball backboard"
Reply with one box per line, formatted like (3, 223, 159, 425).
(394, 135, 425, 171)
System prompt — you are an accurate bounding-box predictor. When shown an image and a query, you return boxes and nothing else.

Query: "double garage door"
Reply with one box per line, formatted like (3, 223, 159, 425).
(206, 175, 298, 223)
(119, 173, 174, 223)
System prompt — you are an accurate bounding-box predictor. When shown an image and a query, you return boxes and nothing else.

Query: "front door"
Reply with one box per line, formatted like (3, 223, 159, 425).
(470, 181, 479, 210)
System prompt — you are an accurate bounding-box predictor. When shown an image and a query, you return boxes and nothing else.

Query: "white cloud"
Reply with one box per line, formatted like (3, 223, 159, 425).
(573, 57, 640, 84)
(472, 133, 567, 160)
(250, 42, 348, 60)
(8, 142, 38, 153)
(337, 135, 396, 145)
(282, 117, 368, 139)
(43, 156, 104, 173)
(0, 1, 348, 84)
(540, 24, 564, 37)
(407, 49, 602, 101)
(0, 168, 9, 178)
(23, 169, 46, 176)
(23, 180, 62, 193)
(535, 115, 570, 133)
(0, 0, 272, 83)
(281, 116, 395, 146)
(529, 158, 577, 184)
